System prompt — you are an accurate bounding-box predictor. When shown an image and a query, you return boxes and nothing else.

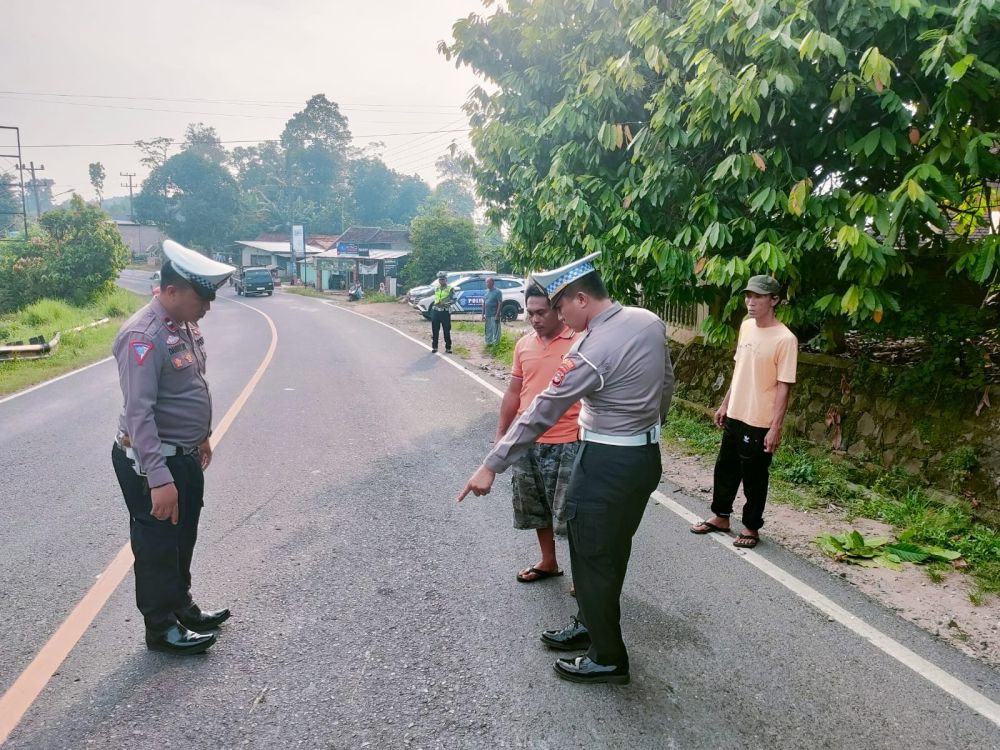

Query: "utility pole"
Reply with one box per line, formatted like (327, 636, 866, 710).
(17, 161, 44, 217)
(120, 172, 136, 222)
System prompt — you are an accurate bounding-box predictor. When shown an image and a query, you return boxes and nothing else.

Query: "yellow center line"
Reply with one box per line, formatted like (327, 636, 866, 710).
(0, 298, 277, 746)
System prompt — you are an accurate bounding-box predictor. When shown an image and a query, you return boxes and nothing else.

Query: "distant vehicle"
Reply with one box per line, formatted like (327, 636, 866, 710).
(234, 267, 274, 296)
(406, 270, 498, 305)
(416, 275, 525, 321)
(150, 271, 160, 296)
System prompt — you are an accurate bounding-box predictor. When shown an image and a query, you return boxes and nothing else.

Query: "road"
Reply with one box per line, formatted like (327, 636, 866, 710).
(0, 270, 997, 748)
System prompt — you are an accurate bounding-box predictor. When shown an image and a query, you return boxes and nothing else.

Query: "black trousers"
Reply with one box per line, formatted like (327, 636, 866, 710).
(430, 309, 452, 350)
(711, 417, 773, 531)
(565, 442, 662, 668)
(111, 444, 204, 630)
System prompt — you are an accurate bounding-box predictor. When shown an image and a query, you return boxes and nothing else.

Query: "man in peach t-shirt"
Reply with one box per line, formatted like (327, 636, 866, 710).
(495, 285, 581, 583)
(691, 275, 797, 548)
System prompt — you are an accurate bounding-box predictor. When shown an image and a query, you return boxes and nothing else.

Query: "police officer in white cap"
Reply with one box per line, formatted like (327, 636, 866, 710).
(459, 252, 674, 684)
(111, 240, 234, 654)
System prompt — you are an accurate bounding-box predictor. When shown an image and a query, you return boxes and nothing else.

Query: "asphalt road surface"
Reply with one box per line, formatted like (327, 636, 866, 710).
(0, 271, 998, 749)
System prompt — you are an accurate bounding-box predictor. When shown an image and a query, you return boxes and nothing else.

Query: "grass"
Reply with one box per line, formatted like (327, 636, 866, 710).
(0, 288, 146, 396)
(663, 403, 1000, 600)
(359, 293, 398, 304)
(282, 286, 327, 299)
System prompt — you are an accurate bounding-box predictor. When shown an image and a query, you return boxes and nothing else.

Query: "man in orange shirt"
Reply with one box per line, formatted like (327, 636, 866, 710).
(495, 284, 582, 583)
(691, 275, 798, 548)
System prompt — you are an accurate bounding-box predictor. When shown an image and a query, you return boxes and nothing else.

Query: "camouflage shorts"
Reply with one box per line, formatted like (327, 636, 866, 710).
(511, 441, 580, 535)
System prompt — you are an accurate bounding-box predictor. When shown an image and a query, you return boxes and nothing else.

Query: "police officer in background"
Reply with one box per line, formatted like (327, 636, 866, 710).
(458, 252, 674, 685)
(111, 240, 234, 654)
(430, 271, 455, 354)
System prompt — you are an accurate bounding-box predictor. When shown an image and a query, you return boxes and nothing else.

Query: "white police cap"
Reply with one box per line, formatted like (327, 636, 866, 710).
(162, 240, 234, 300)
(529, 252, 601, 301)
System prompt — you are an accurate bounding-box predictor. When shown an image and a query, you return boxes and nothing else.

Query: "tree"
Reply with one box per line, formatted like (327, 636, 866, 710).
(134, 136, 174, 170)
(346, 157, 432, 227)
(403, 203, 481, 287)
(0, 172, 23, 236)
(38, 195, 130, 304)
(280, 94, 353, 232)
(443, 0, 1000, 371)
(88, 162, 106, 206)
(182, 123, 228, 164)
(135, 149, 240, 250)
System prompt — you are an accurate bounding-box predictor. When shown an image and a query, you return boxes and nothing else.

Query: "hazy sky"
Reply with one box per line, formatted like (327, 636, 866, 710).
(1, 0, 488, 202)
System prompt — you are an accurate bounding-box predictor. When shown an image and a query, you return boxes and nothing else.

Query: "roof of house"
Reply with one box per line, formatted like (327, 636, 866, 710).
(253, 232, 341, 250)
(335, 226, 411, 247)
(237, 240, 325, 255)
(315, 248, 410, 260)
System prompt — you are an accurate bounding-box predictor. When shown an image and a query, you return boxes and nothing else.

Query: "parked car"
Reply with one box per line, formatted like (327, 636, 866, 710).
(416, 275, 525, 320)
(406, 270, 498, 306)
(234, 267, 274, 296)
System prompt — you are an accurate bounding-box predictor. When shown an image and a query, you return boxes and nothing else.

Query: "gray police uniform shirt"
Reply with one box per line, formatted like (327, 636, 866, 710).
(113, 297, 212, 488)
(484, 302, 674, 473)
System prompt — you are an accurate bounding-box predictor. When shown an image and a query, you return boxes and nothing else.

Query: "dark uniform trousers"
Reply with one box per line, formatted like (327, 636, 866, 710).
(431, 309, 452, 350)
(111, 444, 203, 630)
(565, 442, 662, 668)
(710, 417, 773, 532)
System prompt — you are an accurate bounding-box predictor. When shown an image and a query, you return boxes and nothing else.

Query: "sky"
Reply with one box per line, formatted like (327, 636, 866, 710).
(0, 0, 488, 203)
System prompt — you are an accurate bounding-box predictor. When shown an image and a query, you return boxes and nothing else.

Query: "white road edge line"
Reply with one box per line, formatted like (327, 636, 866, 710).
(324, 300, 1000, 730)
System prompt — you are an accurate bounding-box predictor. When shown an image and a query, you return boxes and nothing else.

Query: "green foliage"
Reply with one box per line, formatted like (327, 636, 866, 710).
(403, 204, 482, 288)
(815, 530, 961, 570)
(359, 292, 398, 303)
(444, 0, 1000, 349)
(486, 330, 518, 368)
(0, 197, 130, 313)
(135, 150, 240, 251)
(941, 445, 980, 490)
(0, 289, 145, 396)
(88, 162, 106, 205)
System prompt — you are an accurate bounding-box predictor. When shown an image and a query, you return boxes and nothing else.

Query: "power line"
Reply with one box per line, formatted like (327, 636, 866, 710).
(0, 90, 462, 112)
(23, 128, 471, 149)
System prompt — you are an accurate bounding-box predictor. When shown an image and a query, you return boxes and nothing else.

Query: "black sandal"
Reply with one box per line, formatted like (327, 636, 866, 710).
(690, 520, 729, 534)
(733, 533, 759, 549)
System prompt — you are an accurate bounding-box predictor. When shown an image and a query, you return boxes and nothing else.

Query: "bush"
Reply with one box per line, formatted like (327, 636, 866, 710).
(0, 196, 130, 314)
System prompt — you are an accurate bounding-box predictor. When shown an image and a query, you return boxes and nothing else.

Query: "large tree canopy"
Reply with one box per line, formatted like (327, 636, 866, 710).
(403, 204, 482, 287)
(135, 149, 240, 251)
(444, 0, 1000, 358)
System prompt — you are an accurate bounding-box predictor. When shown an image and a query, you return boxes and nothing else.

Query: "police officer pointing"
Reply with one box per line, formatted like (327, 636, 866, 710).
(459, 253, 674, 684)
(111, 240, 234, 654)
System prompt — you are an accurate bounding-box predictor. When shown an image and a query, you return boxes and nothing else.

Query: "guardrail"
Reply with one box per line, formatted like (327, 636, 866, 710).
(0, 318, 110, 361)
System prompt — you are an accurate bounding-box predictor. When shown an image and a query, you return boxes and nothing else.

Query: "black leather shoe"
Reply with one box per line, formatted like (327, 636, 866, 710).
(445, 348, 453, 354)
(553, 656, 630, 685)
(540, 617, 591, 651)
(145, 624, 217, 655)
(175, 603, 231, 631)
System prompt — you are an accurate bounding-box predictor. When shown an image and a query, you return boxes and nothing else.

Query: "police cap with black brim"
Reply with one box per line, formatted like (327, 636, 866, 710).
(529, 252, 602, 305)
(161, 240, 235, 301)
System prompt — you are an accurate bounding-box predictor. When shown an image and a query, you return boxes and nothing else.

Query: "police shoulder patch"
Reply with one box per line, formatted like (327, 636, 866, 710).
(550, 357, 576, 387)
(130, 340, 153, 365)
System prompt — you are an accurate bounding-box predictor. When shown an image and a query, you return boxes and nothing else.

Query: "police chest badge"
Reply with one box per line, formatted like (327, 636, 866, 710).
(130, 341, 153, 365)
(166, 334, 180, 346)
(551, 357, 576, 387)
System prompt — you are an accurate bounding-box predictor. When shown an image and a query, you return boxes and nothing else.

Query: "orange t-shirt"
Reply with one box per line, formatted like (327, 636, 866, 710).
(727, 318, 798, 429)
(511, 327, 582, 443)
